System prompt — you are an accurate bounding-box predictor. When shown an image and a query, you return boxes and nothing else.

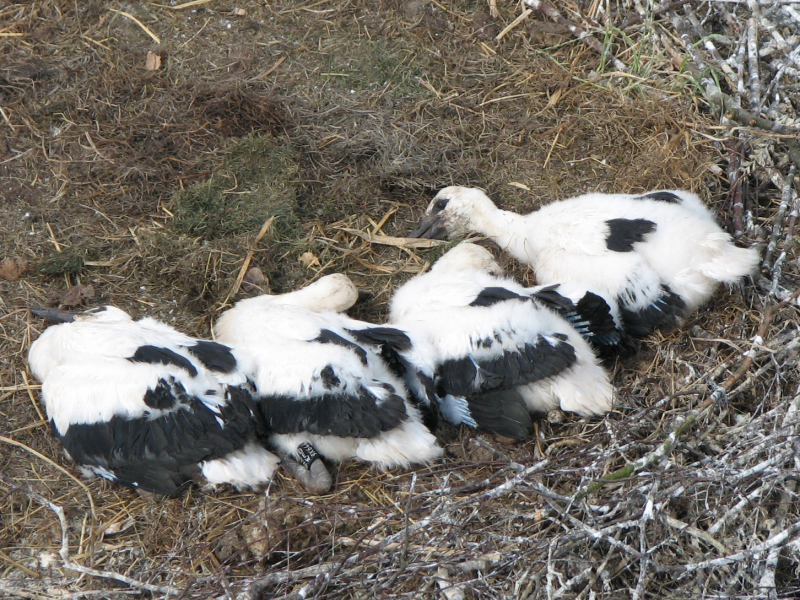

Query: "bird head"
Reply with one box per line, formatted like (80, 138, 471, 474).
(30, 305, 132, 324)
(28, 306, 134, 382)
(409, 186, 497, 239)
(249, 273, 359, 314)
(430, 242, 503, 276)
(291, 273, 359, 313)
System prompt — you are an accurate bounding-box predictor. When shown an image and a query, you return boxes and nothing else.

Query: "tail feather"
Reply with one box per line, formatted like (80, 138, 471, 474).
(465, 388, 532, 439)
(699, 243, 759, 283)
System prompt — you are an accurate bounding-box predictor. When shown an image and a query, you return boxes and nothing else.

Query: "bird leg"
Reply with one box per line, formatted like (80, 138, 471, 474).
(276, 442, 333, 494)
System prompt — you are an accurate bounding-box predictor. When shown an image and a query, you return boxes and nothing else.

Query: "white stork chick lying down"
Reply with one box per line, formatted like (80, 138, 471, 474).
(214, 274, 442, 490)
(410, 187, 759, 337)
(27, 306, 278, 496)
(388, 243, 615, 440)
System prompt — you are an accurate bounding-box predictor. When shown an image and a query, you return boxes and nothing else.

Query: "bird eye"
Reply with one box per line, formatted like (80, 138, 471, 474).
(434, 198, 450, 211)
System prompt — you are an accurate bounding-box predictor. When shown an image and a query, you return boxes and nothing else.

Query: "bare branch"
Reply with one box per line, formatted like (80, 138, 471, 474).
(675, 522, 800, 574)
(522, 0, 628, 72)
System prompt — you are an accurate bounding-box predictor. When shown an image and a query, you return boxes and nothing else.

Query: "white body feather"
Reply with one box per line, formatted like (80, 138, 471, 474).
(200, 443, 280, 490)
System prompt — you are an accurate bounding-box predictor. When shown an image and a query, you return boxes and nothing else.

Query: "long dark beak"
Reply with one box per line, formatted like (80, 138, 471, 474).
(408, 213, 448, 239)
(30, 306, 78, 323)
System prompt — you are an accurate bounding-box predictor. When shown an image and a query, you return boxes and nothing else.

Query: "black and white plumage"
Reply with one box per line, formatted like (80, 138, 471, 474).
(28, 306, 278, 496)
(214, 274, 442, 483)
(524, 281, 635, 359)
(388, 243, 614, 439)
(410, 187, 760, 337)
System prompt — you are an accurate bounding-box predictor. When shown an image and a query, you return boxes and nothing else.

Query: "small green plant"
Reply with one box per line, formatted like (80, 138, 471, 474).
(171, 134, 299, 240)
(322, 42, 421, 97)
(37, 248, 87, 276)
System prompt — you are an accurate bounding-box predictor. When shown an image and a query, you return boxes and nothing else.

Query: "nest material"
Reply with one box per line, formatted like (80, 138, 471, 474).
(1, 1, 799, 599)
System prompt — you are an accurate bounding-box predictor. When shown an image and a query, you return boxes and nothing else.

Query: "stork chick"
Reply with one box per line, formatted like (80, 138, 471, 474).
(28, 306, 278, 496)
(215, 274, 442, 492)
(389, 243, 615, 439)
(410, 187, 759, 337)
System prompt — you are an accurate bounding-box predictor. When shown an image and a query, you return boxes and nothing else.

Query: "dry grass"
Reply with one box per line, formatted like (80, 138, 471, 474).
(1, 1, 799, 598)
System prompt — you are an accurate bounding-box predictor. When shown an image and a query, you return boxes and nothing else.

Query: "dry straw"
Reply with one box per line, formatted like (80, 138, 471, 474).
(1, 0, 798, 598)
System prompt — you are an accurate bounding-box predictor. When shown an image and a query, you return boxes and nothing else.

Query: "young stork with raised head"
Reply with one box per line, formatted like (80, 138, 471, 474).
(410, 187, 759, 337)
(214, 274, 442, 492)
(388, 242, 615, 440)
(28, 306, 278, 496)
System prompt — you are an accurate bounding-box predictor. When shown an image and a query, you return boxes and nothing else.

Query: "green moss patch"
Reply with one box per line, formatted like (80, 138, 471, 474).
(170, 134, 299, 240)
(36, 248, 87, 276)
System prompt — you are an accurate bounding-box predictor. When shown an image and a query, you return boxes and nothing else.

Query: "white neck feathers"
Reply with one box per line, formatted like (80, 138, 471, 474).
(464, 202, 530, 257)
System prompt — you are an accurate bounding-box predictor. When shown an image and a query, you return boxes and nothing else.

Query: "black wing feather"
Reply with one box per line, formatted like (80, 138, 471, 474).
(566, 292, 636, 358)
(530, 287, 630, 353)
(618, 284, 687, 336)
(465, 388, 532, 439)
(347, 327, 412, 352)
(346, 326, 413, 377)
(186, 341, 238, 373)
(527, 285, 574, 311)
(128, 346, 198, 377)
(257, 388, 408, 439)
(469, 287, 528, 307)
(605, 218, 656, 252)
(637, 191, 681, 203)
(314, 329, 368, 365)
(57, 377, 258, 496)
(438, 335, 577, 397)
